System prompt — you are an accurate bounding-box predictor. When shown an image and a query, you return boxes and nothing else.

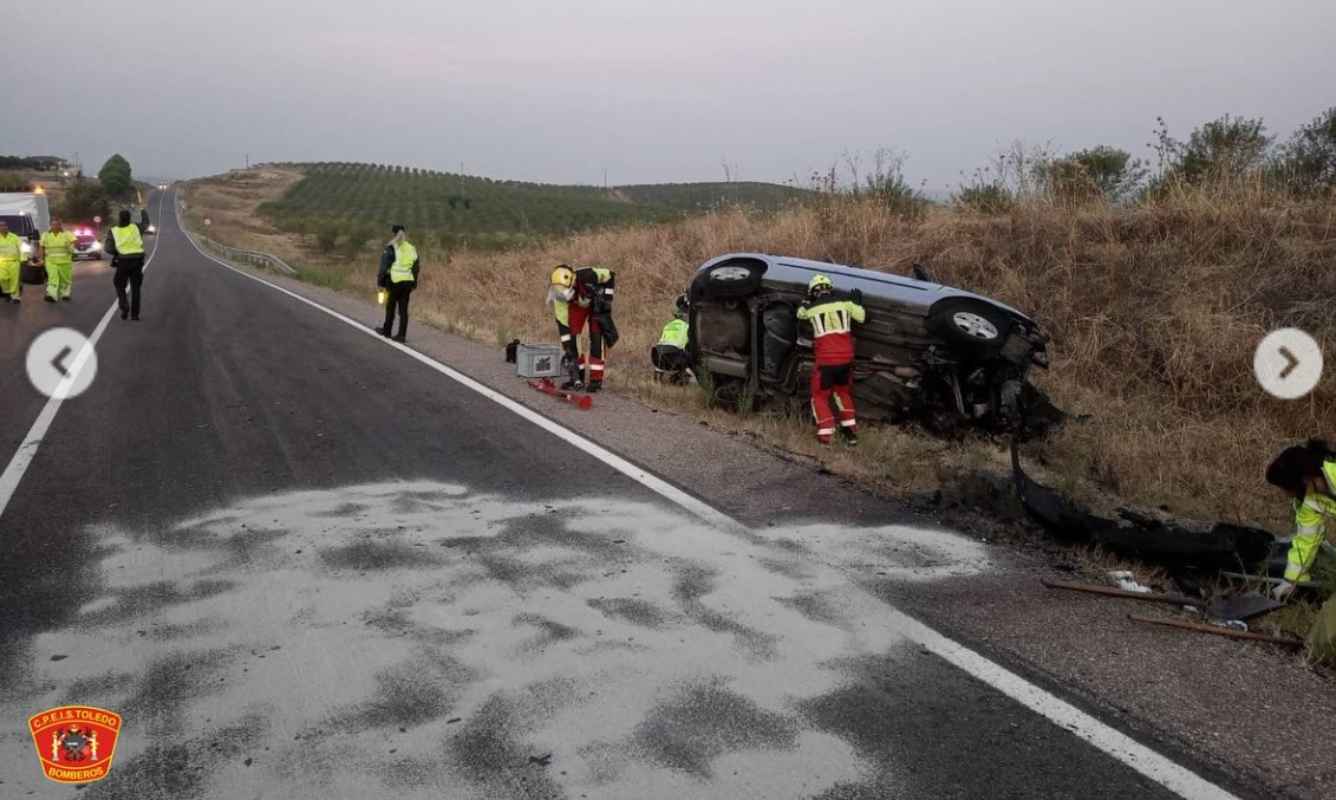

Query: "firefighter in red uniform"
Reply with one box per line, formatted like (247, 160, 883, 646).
(796, 274, 865, 445)
(548, 264, 618, 392)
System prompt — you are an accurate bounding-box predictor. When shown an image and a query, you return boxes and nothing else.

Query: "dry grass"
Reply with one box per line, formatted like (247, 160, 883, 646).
(185, 170, 1336, 536)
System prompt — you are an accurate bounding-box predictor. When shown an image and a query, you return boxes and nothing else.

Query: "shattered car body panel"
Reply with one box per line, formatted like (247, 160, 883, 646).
(686, 253, 1054, 432)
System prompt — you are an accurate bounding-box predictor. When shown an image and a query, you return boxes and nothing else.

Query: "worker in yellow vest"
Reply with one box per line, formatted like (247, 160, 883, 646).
(547, 264, 618, 392)
(651, 294, 692, 384)
(376, 224, 419, 342)
(104, 209, 146, 320)
(796, 274, 866, 445)
(38, 218, 77, 302)
(1266, 439, 1336, 600)
(0, 219, 23, 303)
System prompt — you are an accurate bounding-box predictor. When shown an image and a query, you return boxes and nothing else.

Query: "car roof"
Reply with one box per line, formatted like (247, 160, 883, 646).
(698, 252, 1032, 322)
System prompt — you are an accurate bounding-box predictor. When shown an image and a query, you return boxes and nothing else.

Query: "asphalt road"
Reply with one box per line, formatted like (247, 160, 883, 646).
(0, 192, 1236, 798)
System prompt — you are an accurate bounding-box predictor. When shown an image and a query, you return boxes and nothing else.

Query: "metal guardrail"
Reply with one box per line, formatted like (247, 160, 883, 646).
(175, 197, 298, 276)
(191, 233, 299, 276)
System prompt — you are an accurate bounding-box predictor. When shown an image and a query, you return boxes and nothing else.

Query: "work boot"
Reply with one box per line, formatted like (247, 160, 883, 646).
(44, 295, 55, 303)
(62, 296, 71, 302)
(560, 377, 584, 391)
(392, 334, 406, 343)
(586, 379, 603, 393)
(120, 307, 129, 319)
(377, 325, 391, 337)
(839, 422, 860, 448)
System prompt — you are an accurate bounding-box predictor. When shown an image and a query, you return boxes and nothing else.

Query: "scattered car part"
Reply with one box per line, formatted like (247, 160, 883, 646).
(1013, 441, 1274, 569)
(1042, 580, 1283, 621)
(1219, 572, 1321, 592)
(1127, 614, 1303, 648)
(528, 378, 592, 410)
(1205, 593, 1285, 622)
(1042, 579, 1203, 608)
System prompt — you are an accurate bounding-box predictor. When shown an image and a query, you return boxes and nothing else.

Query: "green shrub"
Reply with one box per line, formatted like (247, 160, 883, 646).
(955, 184, 1013, 214)
(314, 223, 340, 253)
(98, 154, 133, 197)
(1274, 106, 1336, 195)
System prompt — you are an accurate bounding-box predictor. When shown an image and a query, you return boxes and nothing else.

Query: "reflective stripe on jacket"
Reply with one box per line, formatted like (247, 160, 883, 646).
(1286, 460, 1336, 582)
(553, 267, 614, 324)
(657, 319, 689, 349)
(796, 299, 865, 365)
(389, 241, 418, 283)
(0, 232, 21, 267)
(41, 231, 76, 264)
(111, 224, 144, 256)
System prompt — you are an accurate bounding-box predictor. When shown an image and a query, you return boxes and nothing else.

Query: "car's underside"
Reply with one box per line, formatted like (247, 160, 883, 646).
(688, 256, 1063, 436)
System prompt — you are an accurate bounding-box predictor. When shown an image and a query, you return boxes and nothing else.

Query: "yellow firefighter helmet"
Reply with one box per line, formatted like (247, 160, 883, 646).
(550, 265, 575, 289)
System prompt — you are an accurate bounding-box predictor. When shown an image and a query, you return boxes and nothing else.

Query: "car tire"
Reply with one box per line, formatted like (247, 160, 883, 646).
(693, 260, 764, 302)
(926, 299, 1012, 354)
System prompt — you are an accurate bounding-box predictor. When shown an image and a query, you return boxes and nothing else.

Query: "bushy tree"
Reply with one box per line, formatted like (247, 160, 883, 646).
(60, 179, 111, 222)
(0, 155, 65, 171)
(1154, 115, 1271, 183)
(314, 222, 340, 253)
(1074, 146, 1146, 201)
(1274, 106, 1336, 195)
(98, 154, 133, 196)
(862, 148, 923, 214)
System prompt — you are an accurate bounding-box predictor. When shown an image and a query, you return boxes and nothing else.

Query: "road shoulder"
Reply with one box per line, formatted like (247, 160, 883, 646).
(207, 258, 1332, 800)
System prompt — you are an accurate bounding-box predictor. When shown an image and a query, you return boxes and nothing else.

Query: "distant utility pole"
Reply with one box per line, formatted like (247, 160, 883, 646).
(245, 153, 250, 168)
(603, 168, 608, 189)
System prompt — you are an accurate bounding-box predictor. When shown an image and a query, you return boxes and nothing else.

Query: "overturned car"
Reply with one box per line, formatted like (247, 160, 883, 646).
(686, 253, 1057, 433)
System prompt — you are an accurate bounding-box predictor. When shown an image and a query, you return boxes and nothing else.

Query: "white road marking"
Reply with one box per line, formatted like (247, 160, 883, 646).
(174, 199, 1241, 800)
(0, 192, 166, 522)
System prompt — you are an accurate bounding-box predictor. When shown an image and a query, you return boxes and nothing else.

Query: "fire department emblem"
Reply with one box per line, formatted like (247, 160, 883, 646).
(28, 705, 123, 784)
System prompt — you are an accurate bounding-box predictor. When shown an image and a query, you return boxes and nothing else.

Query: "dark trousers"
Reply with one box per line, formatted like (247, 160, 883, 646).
(113, 255, 145, 317)
(382, 282, 413, 337)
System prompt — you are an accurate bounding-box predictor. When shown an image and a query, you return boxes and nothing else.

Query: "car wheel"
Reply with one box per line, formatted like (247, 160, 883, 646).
(693, 259, 764, 301)
(927, 299, 1012, 354)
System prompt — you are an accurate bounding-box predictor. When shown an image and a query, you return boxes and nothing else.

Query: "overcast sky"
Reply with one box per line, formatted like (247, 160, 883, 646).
(12, 0, 1335, 191)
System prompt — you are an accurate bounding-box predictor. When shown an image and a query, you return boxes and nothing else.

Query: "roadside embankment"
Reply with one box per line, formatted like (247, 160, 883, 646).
(185, 171, 1336, 542)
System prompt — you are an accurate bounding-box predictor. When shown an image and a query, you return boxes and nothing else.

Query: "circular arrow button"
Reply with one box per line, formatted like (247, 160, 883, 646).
(26, 328, 99, 399)
(1254, 328, 1323, 400)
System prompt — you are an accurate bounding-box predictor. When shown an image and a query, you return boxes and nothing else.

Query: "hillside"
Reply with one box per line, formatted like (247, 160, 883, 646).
(256, 162, 811, 247)
(184, 164, 1336, 559)
(614, 181, 808, 210)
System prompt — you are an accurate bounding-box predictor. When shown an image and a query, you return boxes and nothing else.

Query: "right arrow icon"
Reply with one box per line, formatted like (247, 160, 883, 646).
(1255, 328, 1323, 400)
(1278, 346, 1299, 380)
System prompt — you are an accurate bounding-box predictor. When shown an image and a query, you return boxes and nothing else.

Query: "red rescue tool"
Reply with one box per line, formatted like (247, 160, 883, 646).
(528, 378, 593, 410)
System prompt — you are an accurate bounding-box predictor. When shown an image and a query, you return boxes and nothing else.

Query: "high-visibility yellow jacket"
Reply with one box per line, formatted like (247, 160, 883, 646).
(388, 241, 418, 284)
(796, 298, 865, 365)
(657, 318, 689, 349)
(110, 224, 144, 256)
(552, 267, 613, 327)
(0, 232, 22, 268)
(41, 230, 76, 264)
(1286, 459, 1336, 582)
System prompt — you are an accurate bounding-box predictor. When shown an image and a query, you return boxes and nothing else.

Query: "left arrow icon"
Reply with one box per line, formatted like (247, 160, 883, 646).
(52, 346, 73, 378)
(25, 328, 99, 400)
